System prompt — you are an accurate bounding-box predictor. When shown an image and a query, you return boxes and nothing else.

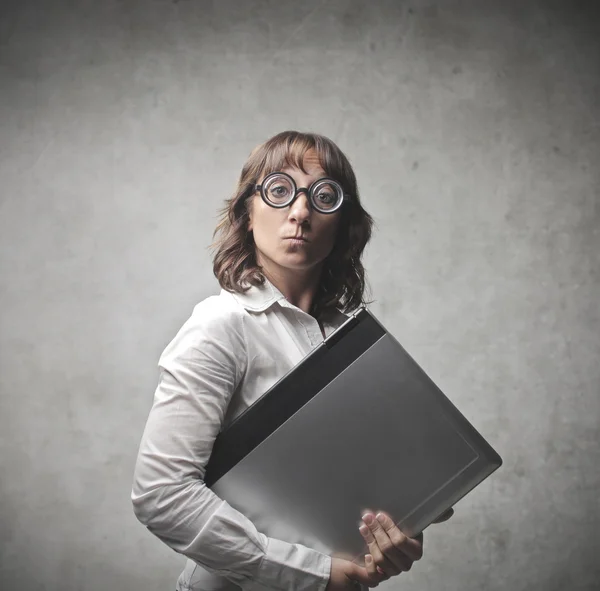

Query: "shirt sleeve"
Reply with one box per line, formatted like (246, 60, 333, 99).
(131, 297, 332, 591)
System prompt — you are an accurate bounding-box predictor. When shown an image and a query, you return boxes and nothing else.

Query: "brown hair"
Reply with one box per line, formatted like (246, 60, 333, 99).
(211, 131, 374, 319)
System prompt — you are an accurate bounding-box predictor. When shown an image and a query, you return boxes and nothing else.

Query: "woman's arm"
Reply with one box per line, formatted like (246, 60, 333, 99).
(131, 297, 331, 591)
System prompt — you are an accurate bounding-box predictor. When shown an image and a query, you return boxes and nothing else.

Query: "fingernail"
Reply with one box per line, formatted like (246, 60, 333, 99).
(376, 512, 385, 523)
(362, 513, 374, 525)
(365, 555, 372, 564)
(359, 525, 368, 536)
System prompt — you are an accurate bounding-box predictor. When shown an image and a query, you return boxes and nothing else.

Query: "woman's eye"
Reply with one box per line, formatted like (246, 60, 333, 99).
(316, 191, 335, 203)
(267, 185, 292, 201)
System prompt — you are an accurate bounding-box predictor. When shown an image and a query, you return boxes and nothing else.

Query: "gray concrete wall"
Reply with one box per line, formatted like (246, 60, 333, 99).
(1, 1, 598, 590)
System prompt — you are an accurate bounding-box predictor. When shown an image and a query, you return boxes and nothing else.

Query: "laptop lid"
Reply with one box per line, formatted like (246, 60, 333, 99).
(205, 307, 502, 562)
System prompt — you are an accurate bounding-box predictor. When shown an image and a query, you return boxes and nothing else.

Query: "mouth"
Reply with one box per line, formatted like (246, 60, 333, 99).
(284, 236, 309, 242)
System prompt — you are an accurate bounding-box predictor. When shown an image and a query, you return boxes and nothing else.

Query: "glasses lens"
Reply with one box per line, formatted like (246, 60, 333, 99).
(310, 179, 343, 212)
(262, 174, 294, 206)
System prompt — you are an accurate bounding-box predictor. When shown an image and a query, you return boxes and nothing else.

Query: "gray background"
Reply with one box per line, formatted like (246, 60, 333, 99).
(1, 0, 598, 590)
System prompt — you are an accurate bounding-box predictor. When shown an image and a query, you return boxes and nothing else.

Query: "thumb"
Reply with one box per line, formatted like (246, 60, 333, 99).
(347, 562, 381, 588)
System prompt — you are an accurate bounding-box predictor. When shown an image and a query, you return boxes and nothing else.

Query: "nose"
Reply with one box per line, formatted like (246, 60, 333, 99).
(288, 190, 312, 225)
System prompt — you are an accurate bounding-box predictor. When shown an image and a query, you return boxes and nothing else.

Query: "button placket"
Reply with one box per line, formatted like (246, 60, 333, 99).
(278, 301, 323, 347)
(297, 310, 323, 347)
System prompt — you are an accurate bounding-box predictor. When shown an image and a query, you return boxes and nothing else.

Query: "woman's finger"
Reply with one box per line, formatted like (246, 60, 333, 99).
(432, 508, 454, 523)
(368, 512, 424, 562)
(359, 522, 404, 576)
(364, 554, 388, 584)
(360, 514, 412, 575)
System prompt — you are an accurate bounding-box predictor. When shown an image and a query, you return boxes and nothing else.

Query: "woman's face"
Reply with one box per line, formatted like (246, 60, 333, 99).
(247, 149, 342, 278)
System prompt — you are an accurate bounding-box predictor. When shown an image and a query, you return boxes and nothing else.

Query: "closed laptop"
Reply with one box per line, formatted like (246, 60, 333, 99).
(205, 307, 502, 563)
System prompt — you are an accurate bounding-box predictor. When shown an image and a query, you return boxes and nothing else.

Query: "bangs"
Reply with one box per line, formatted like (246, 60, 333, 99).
(261, 136, 319, 176)
(241, 131, 356, 194)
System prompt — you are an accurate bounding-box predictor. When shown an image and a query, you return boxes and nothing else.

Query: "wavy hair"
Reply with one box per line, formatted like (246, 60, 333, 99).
(211, 131, 374, 319)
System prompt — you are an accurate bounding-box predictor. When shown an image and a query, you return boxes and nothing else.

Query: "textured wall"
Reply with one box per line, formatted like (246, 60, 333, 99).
(1, 1, 598, 590)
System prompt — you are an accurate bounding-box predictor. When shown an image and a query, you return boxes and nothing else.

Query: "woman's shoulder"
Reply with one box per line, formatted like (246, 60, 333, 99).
(162, 291, 246, 355)
(158, 291, 248, 380)
(189, 289, 244, 326)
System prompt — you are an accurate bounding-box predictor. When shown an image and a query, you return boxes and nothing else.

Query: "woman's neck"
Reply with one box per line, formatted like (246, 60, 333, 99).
(260, 262, 323, 316)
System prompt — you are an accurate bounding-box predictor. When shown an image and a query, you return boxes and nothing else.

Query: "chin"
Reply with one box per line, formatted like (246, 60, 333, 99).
(282, 257, 326, 272)
(278, 261, 314, 271)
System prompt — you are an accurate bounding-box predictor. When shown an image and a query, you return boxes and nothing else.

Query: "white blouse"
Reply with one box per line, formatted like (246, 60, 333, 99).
(131, 278, 351, 591)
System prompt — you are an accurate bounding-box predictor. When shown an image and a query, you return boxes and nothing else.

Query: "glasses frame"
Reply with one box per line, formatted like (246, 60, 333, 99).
(255, 171, 350, 214)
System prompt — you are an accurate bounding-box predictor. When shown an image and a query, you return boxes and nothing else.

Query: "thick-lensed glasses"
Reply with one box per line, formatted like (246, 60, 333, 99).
(255, 172, 350, 214)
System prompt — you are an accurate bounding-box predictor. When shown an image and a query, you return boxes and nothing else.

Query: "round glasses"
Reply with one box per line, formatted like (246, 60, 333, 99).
(255, 172, 350, 214)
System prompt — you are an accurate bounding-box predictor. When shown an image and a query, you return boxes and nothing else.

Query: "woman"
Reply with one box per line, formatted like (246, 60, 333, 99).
(131, 131, 451, 591)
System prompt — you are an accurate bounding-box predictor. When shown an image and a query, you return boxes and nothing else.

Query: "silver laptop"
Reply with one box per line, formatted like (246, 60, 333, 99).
(205, 307, 502, 563)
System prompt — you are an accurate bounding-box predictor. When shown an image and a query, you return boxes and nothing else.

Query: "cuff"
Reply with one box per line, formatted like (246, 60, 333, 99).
(250, 536, 331, 591)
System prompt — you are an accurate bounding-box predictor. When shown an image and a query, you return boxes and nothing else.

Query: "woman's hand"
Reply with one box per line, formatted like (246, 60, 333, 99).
(358, 511, 426, 581)
(327, 508, 456, 589)
(358, 508, 454, 580)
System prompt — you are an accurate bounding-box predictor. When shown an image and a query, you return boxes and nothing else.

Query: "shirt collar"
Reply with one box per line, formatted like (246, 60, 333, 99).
(228, 277, 287, 312)
(227, 278, 349, 328)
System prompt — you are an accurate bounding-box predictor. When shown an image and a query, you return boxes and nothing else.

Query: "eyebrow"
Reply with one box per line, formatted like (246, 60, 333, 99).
(280, 167, 327, 178)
